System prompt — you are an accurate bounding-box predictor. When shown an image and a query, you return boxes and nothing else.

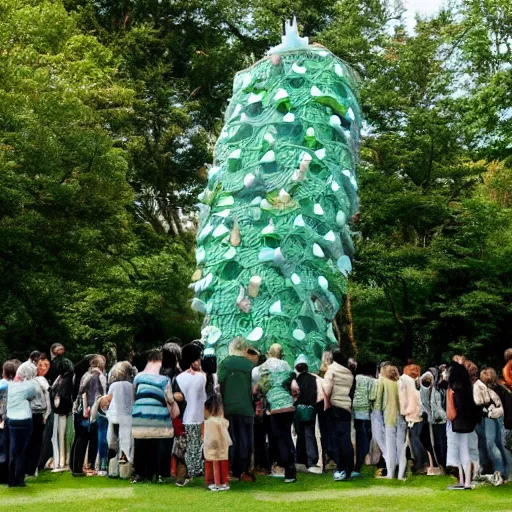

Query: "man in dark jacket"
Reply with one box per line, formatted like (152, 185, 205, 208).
(291, 354, 322, 473)
(217, 337, 255, 481)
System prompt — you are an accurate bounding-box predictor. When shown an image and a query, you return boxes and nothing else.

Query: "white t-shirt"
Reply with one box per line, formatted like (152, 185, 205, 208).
(107, 380, 134, 423)
(176, 371, 207, 425)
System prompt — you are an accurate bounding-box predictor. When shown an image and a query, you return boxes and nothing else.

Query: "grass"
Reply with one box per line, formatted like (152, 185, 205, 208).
(1, 470, 511, 512)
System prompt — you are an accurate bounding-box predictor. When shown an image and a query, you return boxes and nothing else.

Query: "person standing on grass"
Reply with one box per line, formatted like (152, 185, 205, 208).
(322, 348, 355, 481)
(475, 368, 509, 485)
(176, 343, 206, 480)
(496, 348, 512, 472)
(107, 361, 136, 470)
(25, 355, 51, 477)
(132, 349, 179, 483)
(352, 362, 378, 477)
(48, 343, 74, 472)
(291, 354, 322, 474)
(398, 368, 422, 480)
(6, 361, 37, 487)
(253, 343, 297, 483)
(70, 355, 107, 476)
(0, 360, 19, 484)
(217, 337, 256, 482)
(446, 357, 480, 490)
(375, 365, 407, 480)
(203, 393, 232, 491)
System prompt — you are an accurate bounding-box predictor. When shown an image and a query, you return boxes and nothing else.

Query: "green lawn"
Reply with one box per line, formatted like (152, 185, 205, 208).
(1, 471, 510, 512)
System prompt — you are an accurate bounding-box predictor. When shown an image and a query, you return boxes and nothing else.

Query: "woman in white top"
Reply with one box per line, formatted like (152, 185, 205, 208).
(26, 355, 51, 476)
(7, 361, 37, 487)
(176, 343, 206, 478)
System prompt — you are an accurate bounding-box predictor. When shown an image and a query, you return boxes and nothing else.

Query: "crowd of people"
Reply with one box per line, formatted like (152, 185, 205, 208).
(0, 338, 511, 492)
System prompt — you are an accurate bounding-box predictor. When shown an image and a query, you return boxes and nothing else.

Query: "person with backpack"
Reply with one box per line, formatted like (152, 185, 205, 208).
(25, 354, 51, 477)
(291, 354, 322, 474)
(253, 343, 297, 483)
(446, 357, 480, 490)
(70, 355, 107, 476)
(49, 344, 74, 472)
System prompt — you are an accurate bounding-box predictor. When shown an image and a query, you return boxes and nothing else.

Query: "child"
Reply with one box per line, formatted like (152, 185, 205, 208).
(203, 394, 232, 491)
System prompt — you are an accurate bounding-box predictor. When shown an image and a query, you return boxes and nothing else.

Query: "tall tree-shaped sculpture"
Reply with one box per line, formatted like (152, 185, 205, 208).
(191, 19, 361, 372)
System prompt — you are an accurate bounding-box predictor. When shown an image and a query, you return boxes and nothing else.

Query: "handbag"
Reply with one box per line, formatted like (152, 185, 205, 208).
(295, 404, 314, 423)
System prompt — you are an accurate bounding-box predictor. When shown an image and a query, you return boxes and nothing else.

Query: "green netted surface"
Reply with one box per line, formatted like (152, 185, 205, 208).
(192, 46, 361, 372)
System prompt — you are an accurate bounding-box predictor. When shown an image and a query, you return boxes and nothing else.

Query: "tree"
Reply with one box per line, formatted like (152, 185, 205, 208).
(0, 0, 132, 358)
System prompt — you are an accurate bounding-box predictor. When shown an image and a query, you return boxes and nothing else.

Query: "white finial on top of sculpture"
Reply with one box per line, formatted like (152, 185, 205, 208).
(268, 16, 309, 55)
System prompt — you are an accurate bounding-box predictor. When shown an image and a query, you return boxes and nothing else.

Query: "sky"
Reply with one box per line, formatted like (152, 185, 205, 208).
(403, 0, 445, 32)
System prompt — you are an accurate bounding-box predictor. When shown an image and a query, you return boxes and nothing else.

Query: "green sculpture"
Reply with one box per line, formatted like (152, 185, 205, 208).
(191, 20, 361, 372)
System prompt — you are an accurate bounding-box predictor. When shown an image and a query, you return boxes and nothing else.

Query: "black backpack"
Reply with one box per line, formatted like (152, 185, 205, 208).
(50, 370, 74, 415)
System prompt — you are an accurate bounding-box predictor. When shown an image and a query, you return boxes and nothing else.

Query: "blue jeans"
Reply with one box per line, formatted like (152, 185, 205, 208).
(8, 418, 33, 487)
(484, 417, 509, 476)
(97, 415, 109, 471)
(354, 419, 371, 472)
(295, 416, 318, 468)
(327, 407, 354, 475)
(410, 421, 426, 471)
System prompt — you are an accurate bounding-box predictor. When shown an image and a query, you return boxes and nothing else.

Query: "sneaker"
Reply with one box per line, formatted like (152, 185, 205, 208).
(333, 471, 347, 481)
(350, 471, 361, 478)
(295, 463, 308, 473)
(325, 460, 336, 471)
(52, 467, 66, 473)
(271, 464, 285, 478)
(284, 478, 297, 483)
(176, 479, 190, 487)
(240, 472, 256, 482)
(375, 468, 387, 478)
(493, 471, 504, 486)
(447, 483, 465, 490)
(97, 471, 108, 477)
(217, 484, 230, 491)
(208, 484, 219, 491)
(427, 467, 443, 476)
(308, 466, 322, 475)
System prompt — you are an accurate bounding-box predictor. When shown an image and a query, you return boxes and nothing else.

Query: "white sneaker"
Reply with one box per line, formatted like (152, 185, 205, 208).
(493, 471, 504, 486)
(308, 466, 322, 474)
(208, 484, 219, 491)
(217, 484, 230, 491)
(97, 471, 108, 477)
(271, 464, 285, 478)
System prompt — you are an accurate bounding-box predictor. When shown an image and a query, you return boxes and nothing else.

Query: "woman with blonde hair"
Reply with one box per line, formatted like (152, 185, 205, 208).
(6, 361, 37, 487)
(253, 343, 297, 482)
(375, 365, 407, 479)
